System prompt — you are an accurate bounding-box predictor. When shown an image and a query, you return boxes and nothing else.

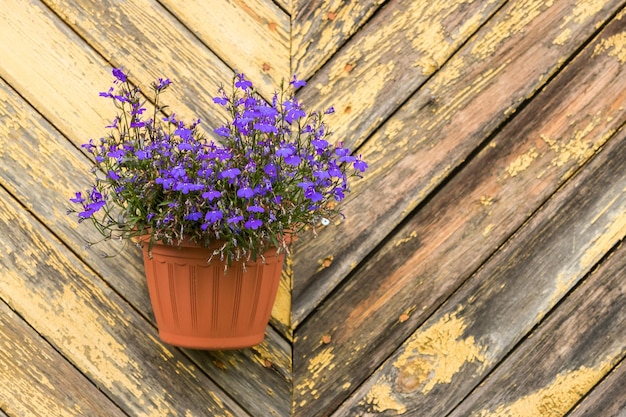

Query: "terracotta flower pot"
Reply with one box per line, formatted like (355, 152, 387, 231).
(141, 240, 284, 350)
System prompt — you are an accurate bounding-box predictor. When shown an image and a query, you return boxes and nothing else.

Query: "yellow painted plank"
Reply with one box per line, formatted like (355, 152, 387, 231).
(160, 0, 290, 92)
(41, 0, 234, 131)
(0, 300, 127, 417)
(291, 0, 385, 79)
(568, 360, 626, 417)
(0, 187, 251, 416)
(0, 78, 292, 417)
(0, 0, 119, 147)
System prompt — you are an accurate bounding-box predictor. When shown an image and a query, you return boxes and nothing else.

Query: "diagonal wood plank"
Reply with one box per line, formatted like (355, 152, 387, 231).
(159, 0, 290, 91)
(0, 78, 292, 417)
(291, 0, 386, 79)
(448, 241, 626, 417)
(0, 0, 122, 147)
(291, 0, 625, 328)
(0, 300, 127, 417)
(568, 359, 626, 417)
(41, 0, 234, 130)
(293, 9, 626, 414)
(333, 117, 626, 417)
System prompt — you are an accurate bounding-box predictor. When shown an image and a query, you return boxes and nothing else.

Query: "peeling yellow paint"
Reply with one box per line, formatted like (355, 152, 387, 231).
(483, 224, 495, 237)
(505, 147, 539, 177)
(296, 347, 336, 397)
(148, 334, 174, 361)
(593, 32, 626, 63)
(383, 117, 406, 138)
(572, 0, 607, 24)
(473, 359, 616, 417)
(580, 209, 626, 270)
(553, 28, 571, 46)
(395, 231, 418, 247)
(540, 114, 611, 170)
(362, 378, 407, 414)
(472, 0, 554, 59)
(408, 0, 492, 75)
(391, 310, 488, 394)
(480, 196, 494, 206)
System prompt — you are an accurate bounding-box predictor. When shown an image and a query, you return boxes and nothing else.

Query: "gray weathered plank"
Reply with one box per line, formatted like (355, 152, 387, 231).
(447, 242, 626, 417)
(291, 0, 386, 79)
(568, 360, 626, 417)
(0, 79, 292, 417)
(0, 187, 252, 417)
(0, 300, 127, 417)
(333, 116, 626, 417)
(291, 0, 625, 328)
(159, 0, 290, 91)
(293, 9, 626, 415)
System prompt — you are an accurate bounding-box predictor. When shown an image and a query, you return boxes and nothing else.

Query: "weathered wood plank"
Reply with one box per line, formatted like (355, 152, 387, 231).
(0, 300, 127, 417)
(568, 360, 626, 417)
(333, 114, 626, 417)
(291, 0, 386, 79)
(291, 0, 625, 327)
(273, 0, 290, 14)
(159, 0, 289, 92)
(293, 9, 626, 415)
(447, 242, 626, 417)
(41, 0, 234, 130)
(0, 0, 122, 147)
(0, 80, 292, 417)
(295, 0, 504, 151)
(0, 188, 252, 417)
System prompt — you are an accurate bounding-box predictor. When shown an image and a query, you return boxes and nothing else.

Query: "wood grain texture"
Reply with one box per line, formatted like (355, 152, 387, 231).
(0, 0, 121, 146)
(295, 0, 504, 152)
(333, 114, 626, 417)
(448, 241, 626, 417)
(0, 300, 127, 417)
(293, 10, 626, 414)
(41, 0, 234, 132)
(291, 0, 386, 79)
(3, 0, 626, 415)
(0, 79, 292, 417)
(159, 0, 290, 93)
(568, 360, 626, 417)
(0, 186, 252, 417)
(290, 0, 624, 328)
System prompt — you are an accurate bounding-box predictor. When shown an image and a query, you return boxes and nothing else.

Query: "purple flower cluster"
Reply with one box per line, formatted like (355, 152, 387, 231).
(69, 68, 367, 263)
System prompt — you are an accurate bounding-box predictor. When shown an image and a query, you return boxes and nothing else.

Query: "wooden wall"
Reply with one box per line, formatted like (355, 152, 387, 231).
(1, 0, 625, 416)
